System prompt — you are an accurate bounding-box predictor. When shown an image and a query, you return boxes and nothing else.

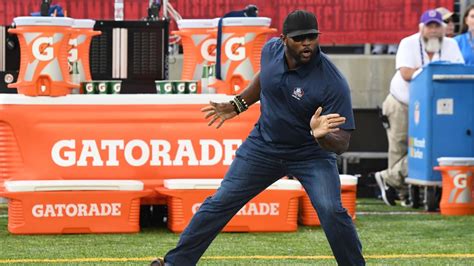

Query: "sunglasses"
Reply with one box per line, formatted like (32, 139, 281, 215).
(290, 33, 319, 42)
(443, 18, 453, 23)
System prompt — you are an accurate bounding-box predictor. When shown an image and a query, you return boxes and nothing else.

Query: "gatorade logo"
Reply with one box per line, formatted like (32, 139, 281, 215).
(192, 202, 279, 216)
(201, 39, 217, 62)
(164, 84, 173, 93)
(225, 37, 246, 61)
(113, 84, 121, 93)
(189, 83, 197, 93)
(32, 203, 122, 218)
(68, 38, 78, 62)
(98, 84, 107, 93)
(51, 139, 242, 167)
(453, 173, 468, 189)
(201, 37, 246, 62)
(86, 84, 94, 93)
(32, 37, 54, 61)
(177, 84, 185, 93)
(448, 171, 472, 203)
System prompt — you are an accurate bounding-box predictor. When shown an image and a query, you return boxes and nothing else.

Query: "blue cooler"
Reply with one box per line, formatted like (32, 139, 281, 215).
(407, 62, 474, 186)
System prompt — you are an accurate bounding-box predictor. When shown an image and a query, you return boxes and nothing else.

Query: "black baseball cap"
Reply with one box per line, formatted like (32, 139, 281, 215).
(283, 10, 319, 38)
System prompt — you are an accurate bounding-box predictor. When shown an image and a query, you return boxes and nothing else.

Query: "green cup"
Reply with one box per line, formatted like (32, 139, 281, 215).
(186, 80, 198, 94)
(96, 81, 108, 94)
(208, 64, 216, 77)
(174, 80, 186, 94)
(155, 80, 174, 94)
(201, 64, 209, 79)
(82, 81, 95, 94)
(109, 80, 122, 94)
(208, 64, 216, 84)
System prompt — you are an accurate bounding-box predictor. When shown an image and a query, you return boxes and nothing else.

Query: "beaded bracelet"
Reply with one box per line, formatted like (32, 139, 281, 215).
(229, 100, 242, 114)
(230, 95, 249, 114)
(235, 95, 249, 110)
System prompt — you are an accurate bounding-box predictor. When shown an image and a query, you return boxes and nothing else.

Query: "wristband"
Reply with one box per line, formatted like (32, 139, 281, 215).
(235, 95, 249, 110)
(232, 95, 249, 114)
(229, 100, 241, 114)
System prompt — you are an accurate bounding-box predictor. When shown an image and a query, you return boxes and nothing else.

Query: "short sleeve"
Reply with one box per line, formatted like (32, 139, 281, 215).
(454, 35, 462, 46)
(396, 37, 418, 70)
(323, 79, 355, 131)
(260, 38, 280, 67)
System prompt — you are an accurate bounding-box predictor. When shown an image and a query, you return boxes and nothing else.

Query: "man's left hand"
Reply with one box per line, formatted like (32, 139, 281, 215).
(310, 107, 346, 139)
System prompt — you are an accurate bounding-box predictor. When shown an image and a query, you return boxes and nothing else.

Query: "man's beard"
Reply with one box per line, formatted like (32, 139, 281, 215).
(286, 46, 310, 65)
(423, 37, 442, 53)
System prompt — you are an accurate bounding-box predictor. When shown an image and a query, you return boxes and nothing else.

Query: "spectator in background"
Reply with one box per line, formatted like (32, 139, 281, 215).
(374, 10, 464, 207)
(372, 43, 398, 55)
(436, 7, 456, 37)
(454, 4, 474, 65)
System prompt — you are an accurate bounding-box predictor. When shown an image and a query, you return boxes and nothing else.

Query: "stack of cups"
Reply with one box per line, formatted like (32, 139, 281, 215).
(82, 80, 122, 94)
(155, 80, 198, 94)
(201, 64, 216, 94)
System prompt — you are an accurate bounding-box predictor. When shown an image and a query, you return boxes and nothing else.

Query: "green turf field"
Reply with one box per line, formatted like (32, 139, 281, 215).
(0, 199, 473, 265)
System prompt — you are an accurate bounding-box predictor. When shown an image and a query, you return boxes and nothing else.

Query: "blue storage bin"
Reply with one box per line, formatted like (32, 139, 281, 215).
(407, 62, 474, 185)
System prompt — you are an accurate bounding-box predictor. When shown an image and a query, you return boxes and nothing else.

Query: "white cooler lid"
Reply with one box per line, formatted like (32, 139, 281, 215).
(164, 178, 302, 190)
(73, 19, 96, 29)
(177, 17, 271, 29)
(177, 19, 218, 29)
(221, 17, 271, 27)
(14, 16, 74, 27)
(437, 157, 474, 166)
(340, 175, 358, 185)
(4, 180, 144, 192)
(0, 94, 236, 105)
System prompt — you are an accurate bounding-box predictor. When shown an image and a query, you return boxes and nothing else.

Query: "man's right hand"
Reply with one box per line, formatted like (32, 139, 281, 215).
(201, 101, 238, 129)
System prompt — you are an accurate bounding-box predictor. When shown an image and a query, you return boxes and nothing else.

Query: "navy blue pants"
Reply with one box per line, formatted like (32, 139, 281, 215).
(164, 145, 365, 266)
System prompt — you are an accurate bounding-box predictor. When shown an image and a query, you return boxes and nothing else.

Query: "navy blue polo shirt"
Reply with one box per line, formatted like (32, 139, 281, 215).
(244, 37, 355, 160)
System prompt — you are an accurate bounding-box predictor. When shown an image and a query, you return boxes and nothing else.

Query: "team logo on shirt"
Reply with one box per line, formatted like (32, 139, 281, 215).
(291, 87, 304, 100)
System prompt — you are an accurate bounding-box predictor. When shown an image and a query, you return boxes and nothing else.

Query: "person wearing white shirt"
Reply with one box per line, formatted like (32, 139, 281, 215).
(374, 9, 464, 207)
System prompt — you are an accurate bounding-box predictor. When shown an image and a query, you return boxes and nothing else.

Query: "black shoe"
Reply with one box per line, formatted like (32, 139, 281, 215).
(374, 172, 397, 206)
(150, 258, 165, 266)
(400, 198, 413, 208)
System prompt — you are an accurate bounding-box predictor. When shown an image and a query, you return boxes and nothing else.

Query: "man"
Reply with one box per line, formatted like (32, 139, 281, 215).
(374, 9, 464, 206)
(152, 10, 365, 266)
(436, 7, 456, 37)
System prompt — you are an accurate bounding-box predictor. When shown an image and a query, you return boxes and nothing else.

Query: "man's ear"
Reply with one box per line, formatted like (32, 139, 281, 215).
(280, 34, 287, 45)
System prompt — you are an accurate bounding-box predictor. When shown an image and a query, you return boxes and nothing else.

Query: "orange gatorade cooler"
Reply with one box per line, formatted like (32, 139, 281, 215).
(174, 19, 218, 81)
(435, 157, 474, 216)
(0, 94, 261, 200)
(299, 175, 358, 226)
(0, 180, 150, 234)
(69, 19, 100, 84)
(157, 179, 304, 232)
(8, 16, 77, 96)
(212, 17, 276, 95)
